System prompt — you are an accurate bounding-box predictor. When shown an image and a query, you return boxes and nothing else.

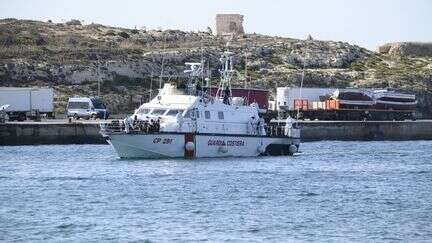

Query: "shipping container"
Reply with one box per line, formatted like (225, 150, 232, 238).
(324, 100, 340, 110)
(294, 99, 309, 110)
(209, 87, 269, 110)
(276, 87, 336, 111)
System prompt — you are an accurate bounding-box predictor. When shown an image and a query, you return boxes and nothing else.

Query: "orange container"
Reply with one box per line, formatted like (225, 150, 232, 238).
(303, 100, 309, 110)
(294, 99, 309, 110)
(324, 100, 340, 110)
(294, 99, 302, 109)
(331, 100, 339, 110)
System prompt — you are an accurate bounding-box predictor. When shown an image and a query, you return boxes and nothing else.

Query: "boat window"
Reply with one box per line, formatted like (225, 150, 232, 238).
(137, 108, 150, 114)
(151, 109, 167, 115)
(378, 97, 414, 103)
(68, 102, 89, 109)
(183, 109, 199, 119)
(205, 110, 211, 119)
(183, 109, 192, 118)
(218, 111, 224, 120)
(166, 109, 184, 116)
(339, 92, 373, 101)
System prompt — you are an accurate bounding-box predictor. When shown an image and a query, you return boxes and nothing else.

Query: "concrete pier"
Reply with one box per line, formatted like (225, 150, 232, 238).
(298, 120, 432, 141)
(0, 120, 105, 146)
(1, 120, 432, 146)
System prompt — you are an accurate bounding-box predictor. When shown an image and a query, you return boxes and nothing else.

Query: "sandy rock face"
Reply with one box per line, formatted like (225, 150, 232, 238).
(379, 42, 432, 57)
(1, 19, 432, 116)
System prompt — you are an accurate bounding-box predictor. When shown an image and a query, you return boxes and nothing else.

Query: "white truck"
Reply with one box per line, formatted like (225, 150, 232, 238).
(276, 87, 337, 111)
(0, 87, 54, 121)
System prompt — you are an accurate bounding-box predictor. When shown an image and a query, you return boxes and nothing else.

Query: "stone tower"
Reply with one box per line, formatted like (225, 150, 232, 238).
(215, 14, 245, 36)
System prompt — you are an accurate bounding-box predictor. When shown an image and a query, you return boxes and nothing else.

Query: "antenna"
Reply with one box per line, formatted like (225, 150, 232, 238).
(296, 53, 307, 120)
(184, 62, 204, 95)
(159, 34, 166, 89)
(149, 71, 153, 101)
(200, 39, 205, 89)
(244, 53, 248, 89)
(216, 51, 235, 104)
(206, 57, 211, 93)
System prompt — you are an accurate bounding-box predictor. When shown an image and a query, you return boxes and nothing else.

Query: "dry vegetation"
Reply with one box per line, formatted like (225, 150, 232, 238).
(1, 18, 432, 116)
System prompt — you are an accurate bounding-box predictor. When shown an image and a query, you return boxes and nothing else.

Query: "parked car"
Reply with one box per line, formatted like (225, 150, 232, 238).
(66, 97, 109, 119)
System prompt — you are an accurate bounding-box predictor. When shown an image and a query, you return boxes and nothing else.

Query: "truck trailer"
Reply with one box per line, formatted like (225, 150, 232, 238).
(0, 87, 54, 121)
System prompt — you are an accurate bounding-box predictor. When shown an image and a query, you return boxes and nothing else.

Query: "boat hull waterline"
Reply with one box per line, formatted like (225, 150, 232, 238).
(106, 133, 300, 159)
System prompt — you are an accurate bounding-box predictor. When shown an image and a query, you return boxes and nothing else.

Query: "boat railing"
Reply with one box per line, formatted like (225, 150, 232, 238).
(265, 123, 301, 138)
(100, 119, 161, 134)
(100, 120, 300, 138)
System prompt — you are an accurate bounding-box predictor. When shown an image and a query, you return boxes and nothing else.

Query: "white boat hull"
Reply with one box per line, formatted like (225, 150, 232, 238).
(106, 132, 300, 159)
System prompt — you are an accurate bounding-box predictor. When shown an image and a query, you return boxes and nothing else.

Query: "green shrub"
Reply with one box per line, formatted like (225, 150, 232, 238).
(65, 19, 81, 26)
(118, 31, 130, 39)
(0, 35, 15, 46)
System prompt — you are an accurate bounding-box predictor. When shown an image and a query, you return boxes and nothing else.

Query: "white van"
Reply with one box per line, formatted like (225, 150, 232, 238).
(66, 97, 109, 119)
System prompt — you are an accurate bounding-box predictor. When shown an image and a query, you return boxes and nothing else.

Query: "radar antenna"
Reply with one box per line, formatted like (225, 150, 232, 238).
(216, 52, 235, 105)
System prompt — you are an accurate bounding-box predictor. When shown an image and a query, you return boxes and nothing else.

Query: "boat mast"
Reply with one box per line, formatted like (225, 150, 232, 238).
(184, 62, 204, 96)
(296, 50, 307, 121)
(216, 51, 234, 104)
(159, 35, 166, 89)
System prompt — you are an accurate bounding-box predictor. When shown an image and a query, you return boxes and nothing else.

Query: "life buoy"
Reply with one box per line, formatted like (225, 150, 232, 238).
(185, 141, 195, 151)
(288, 144, 298, 155)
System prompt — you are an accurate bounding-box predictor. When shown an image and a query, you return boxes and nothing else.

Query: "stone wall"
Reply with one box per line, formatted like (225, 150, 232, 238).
(300, 120, 432, 141)
(0, 122, 105, 145)
(378, 42, 432, 57)
(215, 14, 244, 36)
(1, 120, 432, 145)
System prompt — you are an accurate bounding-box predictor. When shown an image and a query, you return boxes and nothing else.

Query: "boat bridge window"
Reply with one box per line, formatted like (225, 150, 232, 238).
(218, 111, 224, 120)
(205, 111, 211, 119)
(166, 109, 184, 116)
(151, 109, 167, 115)
(339, 92, 373, 101)
(378, 97, 414, 103)
(183, 110, 191, 118)
(68, 102, 89, 109)
(183, 109, 200, 119)
(137, 108, 150, 114)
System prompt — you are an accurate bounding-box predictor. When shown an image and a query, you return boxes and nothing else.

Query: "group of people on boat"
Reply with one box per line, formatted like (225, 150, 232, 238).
(123, 115, 161, 133)
(247, 116, 266, 135)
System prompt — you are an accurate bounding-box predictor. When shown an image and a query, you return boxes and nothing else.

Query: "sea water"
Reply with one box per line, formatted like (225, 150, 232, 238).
(0, 141, 431, 242)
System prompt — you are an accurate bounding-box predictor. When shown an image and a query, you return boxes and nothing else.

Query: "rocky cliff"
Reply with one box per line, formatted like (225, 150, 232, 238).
(1, 19, 432, 116)
(379, 42, 432, 57)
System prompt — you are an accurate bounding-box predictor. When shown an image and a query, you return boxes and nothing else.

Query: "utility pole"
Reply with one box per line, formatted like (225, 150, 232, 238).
(244, 54, 248, 89)
(98, 70, 101, 97)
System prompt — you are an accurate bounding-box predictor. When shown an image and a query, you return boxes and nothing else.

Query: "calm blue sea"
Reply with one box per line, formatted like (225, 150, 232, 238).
(1, 141, 432, 242)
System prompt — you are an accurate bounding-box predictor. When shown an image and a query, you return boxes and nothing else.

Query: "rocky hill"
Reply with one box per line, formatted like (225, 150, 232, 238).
(1, 18, 431, 116)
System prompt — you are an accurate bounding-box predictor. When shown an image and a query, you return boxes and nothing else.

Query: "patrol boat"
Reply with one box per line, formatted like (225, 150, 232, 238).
(100, 52, 301, 159)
